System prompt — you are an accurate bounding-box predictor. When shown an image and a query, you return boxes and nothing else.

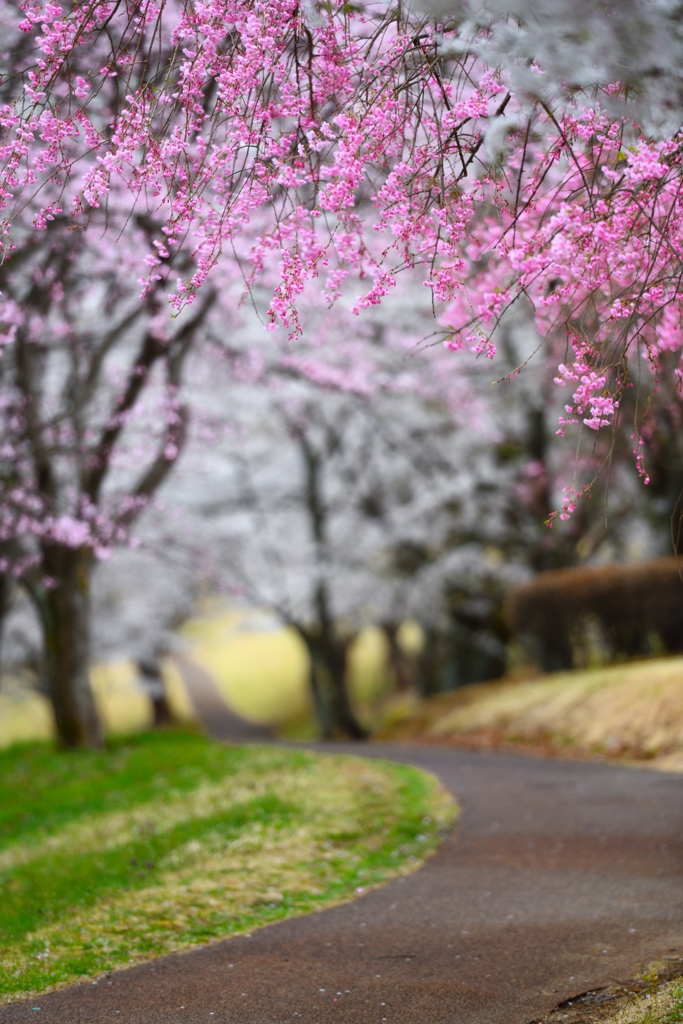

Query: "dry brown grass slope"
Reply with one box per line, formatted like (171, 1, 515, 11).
(376, 656, 683, 771)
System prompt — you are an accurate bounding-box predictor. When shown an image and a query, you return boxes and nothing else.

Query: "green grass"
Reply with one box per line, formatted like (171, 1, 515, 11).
(664, 987, 683, 1023)
(0, 730, 456, 1003)
(606, 981, 683, 1024)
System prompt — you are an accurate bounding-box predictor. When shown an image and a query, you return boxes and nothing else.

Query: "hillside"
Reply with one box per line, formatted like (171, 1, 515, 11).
(377, 657, 683, 770)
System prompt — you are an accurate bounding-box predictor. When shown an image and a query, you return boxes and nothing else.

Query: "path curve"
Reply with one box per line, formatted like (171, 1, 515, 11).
(2, 741, 682, 1023)
(172, 653, 274, 744)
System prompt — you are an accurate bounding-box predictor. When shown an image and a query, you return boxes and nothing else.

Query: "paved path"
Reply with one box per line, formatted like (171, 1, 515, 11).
(3, 744, 682, 1024)
(173, 653, 274, 744)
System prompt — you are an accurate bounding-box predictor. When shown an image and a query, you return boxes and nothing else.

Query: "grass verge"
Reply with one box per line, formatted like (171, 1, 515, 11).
(0, 730, 455, 1004)
(541, 961, 683, 1024)
(613, 981, 683, 1024)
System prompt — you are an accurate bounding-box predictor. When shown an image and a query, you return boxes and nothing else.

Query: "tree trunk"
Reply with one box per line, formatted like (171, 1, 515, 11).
(30, 544, 103, 748)
(307, 648, 335, 739)
(137, 658, 174, 727)
(382, 622, 415, 693)
(325, 636, 367, 740)
(0, 571, 11, 671)
(417, 625, 445, 697)
(301, 631, 367, 740)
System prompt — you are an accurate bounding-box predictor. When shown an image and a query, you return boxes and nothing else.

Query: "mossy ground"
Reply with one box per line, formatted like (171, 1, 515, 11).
(0, 730, 455, 1004)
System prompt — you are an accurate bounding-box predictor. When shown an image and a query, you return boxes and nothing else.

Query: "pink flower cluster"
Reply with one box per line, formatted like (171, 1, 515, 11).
(0, 0, 510, 323)
(553, 338, 618, 433)
(2, 0, 683, 532)
(440, 107, 683, 478)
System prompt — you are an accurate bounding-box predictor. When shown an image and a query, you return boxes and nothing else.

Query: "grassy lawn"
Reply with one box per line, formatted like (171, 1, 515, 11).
(0, 730, 456, 1004)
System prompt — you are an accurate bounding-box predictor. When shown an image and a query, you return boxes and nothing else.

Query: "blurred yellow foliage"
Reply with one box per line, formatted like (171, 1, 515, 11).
(181, 607, 391, 726)
(180, 606, 310, 725)
(0, 687, 54, 748)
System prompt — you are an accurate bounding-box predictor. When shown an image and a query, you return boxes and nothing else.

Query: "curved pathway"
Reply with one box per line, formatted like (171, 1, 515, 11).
(3, 743, 682, 1023)
(172, 653, 274, 744)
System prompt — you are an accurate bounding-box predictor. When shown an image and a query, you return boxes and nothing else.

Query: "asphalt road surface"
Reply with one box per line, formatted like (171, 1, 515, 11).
(3, 743, 682, 1024)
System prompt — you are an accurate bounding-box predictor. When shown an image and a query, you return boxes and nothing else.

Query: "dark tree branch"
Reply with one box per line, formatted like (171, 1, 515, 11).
(83, 330, 165, 503)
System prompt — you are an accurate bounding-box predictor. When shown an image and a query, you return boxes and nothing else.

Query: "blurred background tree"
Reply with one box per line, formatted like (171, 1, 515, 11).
(3, 0, 683, 747)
